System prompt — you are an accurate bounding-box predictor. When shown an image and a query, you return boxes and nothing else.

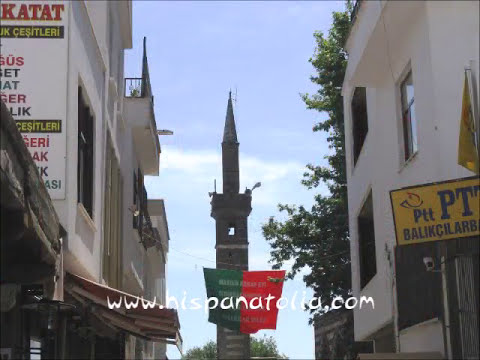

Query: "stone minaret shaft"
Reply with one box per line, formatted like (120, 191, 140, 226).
(211, 92, 251, 359)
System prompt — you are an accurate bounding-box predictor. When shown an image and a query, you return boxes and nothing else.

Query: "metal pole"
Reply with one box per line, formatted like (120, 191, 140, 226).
(441, 254, 452, 359)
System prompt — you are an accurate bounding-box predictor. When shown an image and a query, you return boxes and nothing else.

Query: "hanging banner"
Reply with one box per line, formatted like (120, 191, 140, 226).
(0, 1, 69, 199)
(203, 268, 286, 334)
(390, 176, 480, 246)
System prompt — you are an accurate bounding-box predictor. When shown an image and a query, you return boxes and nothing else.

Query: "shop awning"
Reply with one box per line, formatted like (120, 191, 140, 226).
(357, 353, 443, 359)
(65, 273, 182, 353)
(0, 101, 61, 275)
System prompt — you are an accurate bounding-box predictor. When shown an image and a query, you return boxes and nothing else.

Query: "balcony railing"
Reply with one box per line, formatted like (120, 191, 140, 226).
(124, 37, 154, 106)
(125, 78, 142, 98)
(136, 185, 160, 249)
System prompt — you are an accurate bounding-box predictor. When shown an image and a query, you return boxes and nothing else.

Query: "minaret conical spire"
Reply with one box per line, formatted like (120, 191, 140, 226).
(221, 91, 240, 194)
(223, 91, 238, 143)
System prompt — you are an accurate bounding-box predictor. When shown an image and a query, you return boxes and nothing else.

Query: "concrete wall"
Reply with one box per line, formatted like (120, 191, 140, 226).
(343, 0, 479, 347)
(58, 0, 108, 282)
(56, 0, 134, 284)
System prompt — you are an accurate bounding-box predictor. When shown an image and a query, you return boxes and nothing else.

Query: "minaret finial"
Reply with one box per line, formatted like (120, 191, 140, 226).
(223, 91, 238, 143)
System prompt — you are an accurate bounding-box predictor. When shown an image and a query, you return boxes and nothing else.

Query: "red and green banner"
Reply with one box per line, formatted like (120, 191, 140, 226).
(203, 268, 286, 334)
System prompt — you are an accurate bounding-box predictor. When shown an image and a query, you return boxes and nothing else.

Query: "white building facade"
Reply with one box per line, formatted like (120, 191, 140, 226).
(343, 0, 479, 358)
(58, 0, 132, 289)
(1, 1, 179, 358)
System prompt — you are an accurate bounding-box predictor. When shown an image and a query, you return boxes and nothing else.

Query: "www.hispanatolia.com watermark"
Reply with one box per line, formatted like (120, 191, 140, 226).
(107, 292, 374, 313)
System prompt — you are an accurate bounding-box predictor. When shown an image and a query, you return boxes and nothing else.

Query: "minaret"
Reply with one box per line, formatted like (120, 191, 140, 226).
(211, 92, 251, 359)
(222, 92, 239, 195)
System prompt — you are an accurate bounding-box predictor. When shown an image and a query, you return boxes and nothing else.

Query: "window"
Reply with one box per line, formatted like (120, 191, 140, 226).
(400, 71, 417, 160)
(103, 136, 123, 287)
(351, 87, 368, 165)
(133, 168, 143, 229)
(358, 191, 376, 288)
(133, 171, 137, 227)
(77, 87, 94, 217)
(228, 224, 236, 236)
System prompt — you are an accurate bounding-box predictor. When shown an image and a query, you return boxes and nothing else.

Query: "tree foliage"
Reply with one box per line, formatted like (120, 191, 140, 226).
(262, 5, 352, 316)
(181, 336, 287, 359)
(182, 340, 216, 360)
(250, 335, 287, 359)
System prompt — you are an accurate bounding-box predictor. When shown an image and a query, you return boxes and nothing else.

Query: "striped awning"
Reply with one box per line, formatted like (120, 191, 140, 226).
(65, 273, 182, 353)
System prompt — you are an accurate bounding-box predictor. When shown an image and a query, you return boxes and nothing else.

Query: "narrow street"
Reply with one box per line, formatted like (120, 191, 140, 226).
(0, 1, 479, 359)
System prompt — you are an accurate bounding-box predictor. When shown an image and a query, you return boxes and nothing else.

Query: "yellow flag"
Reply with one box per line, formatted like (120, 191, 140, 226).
(458, 72, 479, 174)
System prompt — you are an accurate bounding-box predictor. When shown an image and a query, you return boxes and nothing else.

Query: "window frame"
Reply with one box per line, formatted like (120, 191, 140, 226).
(351, 87, 369, 166)
(400, 70, 417, 161)
(133, 170, 138, 228)
(77, 87, 94, 218)
(133, 167, 145, 235)
(102, 134, 123, 287)
(357, 190, 377, 289)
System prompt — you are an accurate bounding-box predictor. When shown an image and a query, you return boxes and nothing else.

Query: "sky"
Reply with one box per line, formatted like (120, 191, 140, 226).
(124, 1, 346, 358)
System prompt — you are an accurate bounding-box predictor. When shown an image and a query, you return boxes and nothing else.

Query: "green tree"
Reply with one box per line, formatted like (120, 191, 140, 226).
(251, 335, 287, 359)
(181, 336, 287, 359)
(262, 5, 352, 316)
(182, 340, 216, 360)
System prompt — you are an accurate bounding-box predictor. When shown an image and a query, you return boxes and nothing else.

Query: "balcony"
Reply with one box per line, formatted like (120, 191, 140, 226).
(135, 185, 161, 250)
(148, 199, 170, 256)
(124, 37, 160, 176)
(344, 0, 424, 88)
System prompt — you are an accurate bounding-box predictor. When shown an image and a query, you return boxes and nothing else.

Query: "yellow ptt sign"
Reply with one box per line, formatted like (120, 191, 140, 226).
(390, 176, 480, 246)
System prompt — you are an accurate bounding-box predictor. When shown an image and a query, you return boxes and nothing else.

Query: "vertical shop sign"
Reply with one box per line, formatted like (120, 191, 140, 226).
(1, 1, 69, 199)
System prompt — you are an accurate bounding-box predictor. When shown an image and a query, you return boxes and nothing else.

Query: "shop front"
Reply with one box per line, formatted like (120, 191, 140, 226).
(1, 100, 67, 359)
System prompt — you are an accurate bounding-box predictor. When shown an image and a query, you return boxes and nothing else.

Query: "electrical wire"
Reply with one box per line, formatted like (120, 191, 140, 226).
(167, 240, 355, 270)
(144, 224, 479, 305)
(170, 247, 247, 269)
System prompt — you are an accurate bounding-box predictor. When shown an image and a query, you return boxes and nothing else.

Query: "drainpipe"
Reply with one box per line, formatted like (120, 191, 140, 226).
(391, 245, 401, 352)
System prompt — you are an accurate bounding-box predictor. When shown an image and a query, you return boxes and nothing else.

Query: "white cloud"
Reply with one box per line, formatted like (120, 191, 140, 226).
(161, 147, 221, 173)
(161, 145, 302, 178)
(240, 156, 302, 183)
(149, 145, 316, 282)
(157, 145, 306, 206)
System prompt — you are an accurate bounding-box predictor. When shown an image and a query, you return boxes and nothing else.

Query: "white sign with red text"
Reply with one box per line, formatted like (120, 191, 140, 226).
(1, 0, 69, 199)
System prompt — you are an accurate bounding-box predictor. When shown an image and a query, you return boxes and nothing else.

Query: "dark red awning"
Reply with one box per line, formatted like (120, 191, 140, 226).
(66, 273, 182, 353)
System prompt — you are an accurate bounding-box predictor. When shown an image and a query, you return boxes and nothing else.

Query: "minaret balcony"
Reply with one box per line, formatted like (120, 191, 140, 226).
(210, 193, 252, 218)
